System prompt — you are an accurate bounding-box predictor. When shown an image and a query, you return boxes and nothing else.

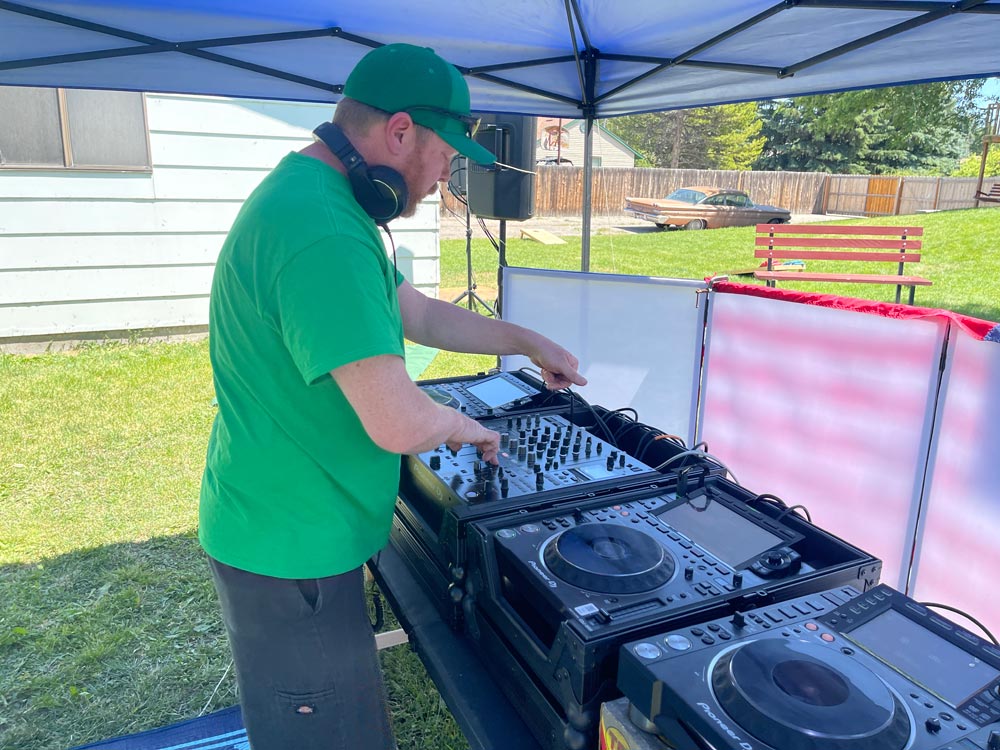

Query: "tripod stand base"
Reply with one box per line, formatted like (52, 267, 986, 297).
(450, 288, 496, 317)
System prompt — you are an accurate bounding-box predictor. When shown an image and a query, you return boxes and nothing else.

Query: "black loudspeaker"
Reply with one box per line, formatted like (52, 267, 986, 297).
(467, 114, 536, 221)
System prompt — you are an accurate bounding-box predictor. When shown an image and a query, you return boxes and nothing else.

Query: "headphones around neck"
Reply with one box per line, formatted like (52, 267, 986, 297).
(312, 121, 408, 224)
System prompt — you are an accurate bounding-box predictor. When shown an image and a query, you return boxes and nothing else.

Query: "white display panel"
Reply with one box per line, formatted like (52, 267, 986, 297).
(910, 331, 1000, 632)
(500, 267, 706, 446)
(698, 291, 946, 590)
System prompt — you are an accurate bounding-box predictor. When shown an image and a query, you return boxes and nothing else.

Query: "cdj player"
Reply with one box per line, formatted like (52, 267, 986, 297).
(397, 409, 674, 575)
(418, 370, 571, 419)
(619, 583, 1000, 750)
(461, 475, 881, 749)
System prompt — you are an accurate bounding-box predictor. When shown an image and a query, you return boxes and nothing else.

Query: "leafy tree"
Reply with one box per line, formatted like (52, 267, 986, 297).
(754, 81, 986, 175)
(951, 148, 1000, 177)
(605, 103, 764, 170)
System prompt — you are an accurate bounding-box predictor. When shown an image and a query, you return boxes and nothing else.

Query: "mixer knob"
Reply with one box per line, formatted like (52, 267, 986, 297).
(507, 418, 513, 428)
(619, 454, 626, 468)
(429, 455, 441, 470)
(527, 453, 535, 468)
(500, 433, 509, 448)
(606, 456, 615, 471)
(596, 443, 603, 454)
(732, 572, 743, 588)
(560, 445, 569, 458)
(518, 446, 527, 461)
(684, 566, 694, 580)
(544, 426, 551, 436)
(500, 478, 510, 498)
(925, 717, 941, 733)
(731, 612, 747, 629)
(986, 730, 1000, 750)
(536, 474, 545, 489)
(547, 446, 557, 458)
(573, 449, 580, 460)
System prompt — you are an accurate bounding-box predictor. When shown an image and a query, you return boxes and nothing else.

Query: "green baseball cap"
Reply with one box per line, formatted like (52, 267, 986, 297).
(344, 44, 495, 165)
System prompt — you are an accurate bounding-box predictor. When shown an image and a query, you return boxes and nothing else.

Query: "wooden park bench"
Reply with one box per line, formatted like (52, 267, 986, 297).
(975, 182, 1000, 204)
(753, 224, 931, 305)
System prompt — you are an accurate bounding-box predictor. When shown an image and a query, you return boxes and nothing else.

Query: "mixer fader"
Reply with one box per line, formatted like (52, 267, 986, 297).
(418, 413, 655, 505)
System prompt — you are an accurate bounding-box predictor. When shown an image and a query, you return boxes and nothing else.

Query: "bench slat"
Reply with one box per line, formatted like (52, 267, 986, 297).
(755, 236, 922, 250)
(756, 224, 923, 236)
(754, 271, 932, 285)
(755, 249, 921, 262)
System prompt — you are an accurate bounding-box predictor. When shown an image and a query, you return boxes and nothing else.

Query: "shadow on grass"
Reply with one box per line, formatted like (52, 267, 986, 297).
(0, 535, 467, 750)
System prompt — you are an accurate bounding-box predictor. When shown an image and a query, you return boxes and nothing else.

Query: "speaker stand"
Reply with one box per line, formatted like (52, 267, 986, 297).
(451, 202, 495, 317)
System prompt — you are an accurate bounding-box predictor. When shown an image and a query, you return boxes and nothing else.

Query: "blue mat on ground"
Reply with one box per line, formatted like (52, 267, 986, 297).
(71, 706, 247, 750)
(405, 342, 438, 380)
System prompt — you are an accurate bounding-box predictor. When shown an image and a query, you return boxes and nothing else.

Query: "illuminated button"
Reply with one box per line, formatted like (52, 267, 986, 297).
(634, 642, 662, 660)
(496, 529, 518, 539)
(519, 524, 541, 533)
(666, 635, 693, 651)
(805, 622, 819, 631)
(821, 633, 835, 642)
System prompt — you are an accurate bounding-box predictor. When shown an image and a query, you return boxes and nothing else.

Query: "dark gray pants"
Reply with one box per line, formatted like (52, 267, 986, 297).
(208, 556, 395, 750)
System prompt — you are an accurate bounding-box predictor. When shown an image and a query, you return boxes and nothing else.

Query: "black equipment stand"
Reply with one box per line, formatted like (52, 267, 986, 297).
(451, 201, 496, 317)
(368, 542, 542, 750)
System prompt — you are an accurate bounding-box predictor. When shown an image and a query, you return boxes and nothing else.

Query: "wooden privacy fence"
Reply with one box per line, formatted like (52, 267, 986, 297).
(442, 167, 999, 218)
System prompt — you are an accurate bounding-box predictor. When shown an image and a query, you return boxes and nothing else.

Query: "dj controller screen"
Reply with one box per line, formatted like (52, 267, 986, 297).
(657, 499, 783, 568)
(849, 608, 1000, 708)
(465, 376, 531, 408)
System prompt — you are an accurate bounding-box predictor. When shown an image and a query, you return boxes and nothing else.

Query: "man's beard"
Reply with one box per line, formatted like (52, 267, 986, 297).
(399, 142, 435, 218)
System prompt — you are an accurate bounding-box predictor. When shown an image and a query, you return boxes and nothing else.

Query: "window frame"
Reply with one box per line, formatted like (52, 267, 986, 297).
(0, 87, 152, 173)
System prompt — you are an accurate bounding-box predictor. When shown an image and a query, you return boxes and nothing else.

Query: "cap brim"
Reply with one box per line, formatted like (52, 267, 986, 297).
(437, 129, 496, 165)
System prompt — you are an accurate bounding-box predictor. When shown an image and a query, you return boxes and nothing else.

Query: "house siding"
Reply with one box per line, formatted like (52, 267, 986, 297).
(537, 119, 637, 168)
(0, 93, 440, 346)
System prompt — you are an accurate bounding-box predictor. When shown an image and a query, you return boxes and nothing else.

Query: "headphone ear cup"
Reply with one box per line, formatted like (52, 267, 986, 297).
(352, 164, 408, 223)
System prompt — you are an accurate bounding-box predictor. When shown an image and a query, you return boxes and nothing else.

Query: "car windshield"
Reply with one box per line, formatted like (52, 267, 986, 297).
(664, 188, 707, 204)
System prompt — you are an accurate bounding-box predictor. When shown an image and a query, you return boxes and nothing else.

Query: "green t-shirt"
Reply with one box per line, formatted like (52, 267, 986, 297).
(199, 152, 405, 579)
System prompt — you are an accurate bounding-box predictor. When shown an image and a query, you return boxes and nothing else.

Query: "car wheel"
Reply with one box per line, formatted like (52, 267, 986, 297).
(684, 219, 707, 230)
(654, 223, 668, 230)
(767, 217, 786, 224)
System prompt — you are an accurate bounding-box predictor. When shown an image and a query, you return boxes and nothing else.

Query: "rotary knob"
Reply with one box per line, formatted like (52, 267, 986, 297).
(429, 455, 441, 470)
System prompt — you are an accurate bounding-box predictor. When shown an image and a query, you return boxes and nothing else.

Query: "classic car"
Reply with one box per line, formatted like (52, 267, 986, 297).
(624, 186, 791, 230)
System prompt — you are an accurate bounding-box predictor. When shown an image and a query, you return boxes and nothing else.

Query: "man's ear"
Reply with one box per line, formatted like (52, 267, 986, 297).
(384, 111, 417, 156)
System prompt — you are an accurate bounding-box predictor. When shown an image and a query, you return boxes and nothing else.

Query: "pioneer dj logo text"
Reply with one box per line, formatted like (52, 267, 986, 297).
(696, 702, 753, 750)
(529, 560, 558, 587)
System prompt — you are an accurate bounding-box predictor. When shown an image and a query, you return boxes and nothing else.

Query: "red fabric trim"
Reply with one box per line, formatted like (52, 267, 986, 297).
(709, 280, 998, 340)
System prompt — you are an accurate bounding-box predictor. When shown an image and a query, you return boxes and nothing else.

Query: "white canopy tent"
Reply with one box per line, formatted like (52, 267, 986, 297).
(2, 0, 999, 265)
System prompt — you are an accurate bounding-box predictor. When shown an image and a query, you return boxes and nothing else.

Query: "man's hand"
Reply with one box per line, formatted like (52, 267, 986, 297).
(446, 416, 501, 464)
(529, 339, 587, 391)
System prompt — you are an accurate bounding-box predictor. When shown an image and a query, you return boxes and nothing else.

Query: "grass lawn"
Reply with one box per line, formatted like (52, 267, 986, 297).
(1, 207, 997, 750)
(442, 208, 1000, 322)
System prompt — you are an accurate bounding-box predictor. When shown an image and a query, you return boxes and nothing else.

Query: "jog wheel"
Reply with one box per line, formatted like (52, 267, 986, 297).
(424, 387, 459, 409)
(542, 523, 675, 594)
(711, 639, 911, 750)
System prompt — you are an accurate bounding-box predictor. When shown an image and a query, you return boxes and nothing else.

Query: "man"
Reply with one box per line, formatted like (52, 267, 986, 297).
(199, 44, 586, 750)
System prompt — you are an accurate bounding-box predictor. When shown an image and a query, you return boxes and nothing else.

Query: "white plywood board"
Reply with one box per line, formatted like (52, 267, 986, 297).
(146, 94, 330, 138)
(699, 291, 944, 590)
(0, 200, 242, 234)
(0, 266, 216, 305)
(0, 233, 225, 269)
(0, 171, 155, 200)
(500, 267, 705, 445)
(2, 297, 210, 337)
(150, 132, 307, 169)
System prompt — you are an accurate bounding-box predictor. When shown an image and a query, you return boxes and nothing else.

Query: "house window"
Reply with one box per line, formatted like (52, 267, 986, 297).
(591, 156, 603, 167)
(0, 86, 151, 171)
